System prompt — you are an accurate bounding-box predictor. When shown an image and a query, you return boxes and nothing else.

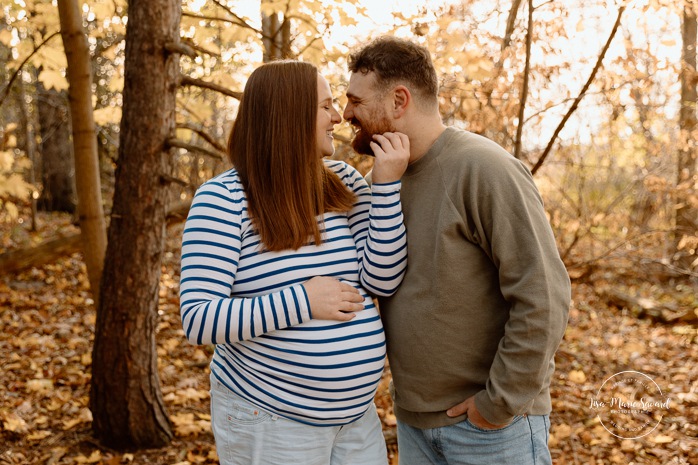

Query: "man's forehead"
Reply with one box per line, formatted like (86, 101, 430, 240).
(347, 71, 377, 96)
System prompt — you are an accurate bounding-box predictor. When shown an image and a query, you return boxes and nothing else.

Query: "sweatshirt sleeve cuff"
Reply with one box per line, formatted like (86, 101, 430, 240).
(474, 390, 515, 426)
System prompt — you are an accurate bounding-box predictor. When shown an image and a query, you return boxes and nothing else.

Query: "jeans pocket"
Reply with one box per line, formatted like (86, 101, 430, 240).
(463, 414, 524, 433)
(229, 400, 273, 426)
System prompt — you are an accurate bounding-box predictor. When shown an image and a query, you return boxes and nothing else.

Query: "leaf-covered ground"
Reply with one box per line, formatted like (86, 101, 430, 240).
(1, 213, 696, 464)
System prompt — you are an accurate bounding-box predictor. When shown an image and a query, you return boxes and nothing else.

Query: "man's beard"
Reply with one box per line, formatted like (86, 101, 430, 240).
(350, 113, 396, 156)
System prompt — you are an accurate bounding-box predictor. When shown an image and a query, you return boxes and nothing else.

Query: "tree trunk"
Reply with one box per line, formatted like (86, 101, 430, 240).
(57, 0, 107, 304)
(90, 0, 180, 450)
(676, 2, 697, 271)
(36, 84, 76, 213)
(261, 0, 292, 62)
(15, 69, 39, 231)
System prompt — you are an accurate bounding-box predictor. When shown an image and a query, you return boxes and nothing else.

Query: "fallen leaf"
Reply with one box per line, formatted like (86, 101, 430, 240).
(2, 412, 29, 433)
(651, 434, 674, 444)
(26, 378, 54, 393)
(27, 430, 52, 440)
(568, 370, 587, 383)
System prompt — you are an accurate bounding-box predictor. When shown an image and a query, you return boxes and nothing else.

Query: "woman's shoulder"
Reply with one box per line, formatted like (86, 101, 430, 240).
(196, 168, 246, 200)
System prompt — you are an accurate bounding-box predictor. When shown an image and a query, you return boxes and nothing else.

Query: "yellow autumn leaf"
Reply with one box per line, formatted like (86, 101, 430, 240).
(93, 106, 122, 126)
(38, 69, 69, 92)
(337, 11, 358, 27)
(33, 3, 61, 29)
(0, 29, 12, 46)
(0, 151, 13, 171)
(5, 134, 17, 148)
(0, 173, 34, 200)
(108, 75, 124, 93)
(90, 1, 115, 21)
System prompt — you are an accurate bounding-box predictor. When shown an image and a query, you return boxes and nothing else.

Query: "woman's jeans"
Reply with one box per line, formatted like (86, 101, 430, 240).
(210, 377, 388, 465)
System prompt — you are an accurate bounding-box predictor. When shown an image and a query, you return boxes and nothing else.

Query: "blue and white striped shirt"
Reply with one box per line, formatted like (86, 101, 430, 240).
(179, 159, 407, 426)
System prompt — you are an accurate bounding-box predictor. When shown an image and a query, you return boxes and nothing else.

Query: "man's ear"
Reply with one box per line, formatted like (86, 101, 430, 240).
(392, 85, 410, 118)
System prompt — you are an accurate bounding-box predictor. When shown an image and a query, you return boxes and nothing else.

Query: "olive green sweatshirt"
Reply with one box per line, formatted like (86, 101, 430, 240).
(378, 127, 570, 428)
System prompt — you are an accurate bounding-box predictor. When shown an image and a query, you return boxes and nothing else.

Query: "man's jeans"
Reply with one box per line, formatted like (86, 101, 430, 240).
(397, 415, 552, 465)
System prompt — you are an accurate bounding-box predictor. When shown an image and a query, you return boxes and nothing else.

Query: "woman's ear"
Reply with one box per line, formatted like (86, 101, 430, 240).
(392, 85, 411, 118)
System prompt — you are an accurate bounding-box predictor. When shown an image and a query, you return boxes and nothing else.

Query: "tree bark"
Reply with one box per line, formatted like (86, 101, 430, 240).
(90, 0, 180, 450)
(261, 0, 293, 62)
(676, 2, 697, 271)
(36, 84, 76, 213)
(57, 0, 107, 304)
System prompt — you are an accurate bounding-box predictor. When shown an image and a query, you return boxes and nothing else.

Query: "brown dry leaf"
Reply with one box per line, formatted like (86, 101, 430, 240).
(568, 370, 586, 383)
(25, 378, 54, 393)
(187, 450, 208, 464)
(62, 407, 92, 430)
(74, 450, 102, 464)
(651, 434, 674, 444)
(2, 412, 29, 433)
(27, 430, 52, 441)
(165, 387, 209, 405)
(620, 439, 636, 452)
(553, 423, 572, 440)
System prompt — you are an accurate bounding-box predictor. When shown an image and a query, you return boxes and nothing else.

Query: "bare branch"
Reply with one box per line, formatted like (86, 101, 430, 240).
(0, 31, 61, 108)
(530, 6, 626, 175)
(182, 11, 249, 29)
(181, 38, 221, 57)
(514, 0, 533, 159)
(167, 137, 225, 160)
(210, 0, 266, 37)
(176, 122, 227, 152)
(569, 228, 673, 269)
(159, 173, 190, 187)
(179, 75, 242, 100)
(501, 0, 524, 52)
(164, 40, 197, 59)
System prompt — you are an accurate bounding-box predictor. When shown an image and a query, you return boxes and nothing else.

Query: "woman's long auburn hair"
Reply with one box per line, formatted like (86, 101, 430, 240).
(228, 61, 356, 251)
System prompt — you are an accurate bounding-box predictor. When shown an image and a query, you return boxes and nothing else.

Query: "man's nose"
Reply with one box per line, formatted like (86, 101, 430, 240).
(342, 104, 353, 121)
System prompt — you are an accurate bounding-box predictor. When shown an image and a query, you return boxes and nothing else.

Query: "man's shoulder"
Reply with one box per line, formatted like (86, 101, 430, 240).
(440, 128, 524, 176)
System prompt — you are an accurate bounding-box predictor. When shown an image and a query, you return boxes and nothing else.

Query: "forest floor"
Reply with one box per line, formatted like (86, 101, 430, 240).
(0, 212, 696, 465)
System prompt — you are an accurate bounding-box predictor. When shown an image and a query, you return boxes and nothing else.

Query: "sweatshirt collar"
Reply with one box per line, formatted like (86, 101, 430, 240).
(405, 127, 457, 176)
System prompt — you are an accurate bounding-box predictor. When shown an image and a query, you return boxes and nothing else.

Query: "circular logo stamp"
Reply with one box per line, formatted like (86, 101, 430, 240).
(589, 371, 670, 439)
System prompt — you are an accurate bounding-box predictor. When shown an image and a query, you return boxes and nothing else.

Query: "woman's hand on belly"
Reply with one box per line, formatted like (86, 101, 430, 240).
(303, 276, 365, 321)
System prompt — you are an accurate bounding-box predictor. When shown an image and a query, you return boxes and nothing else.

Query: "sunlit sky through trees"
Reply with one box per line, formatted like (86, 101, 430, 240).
(220, 0, 683, 147)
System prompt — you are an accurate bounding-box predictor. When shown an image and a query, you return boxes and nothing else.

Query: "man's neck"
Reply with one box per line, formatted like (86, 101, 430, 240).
(406, 119, 447, 164)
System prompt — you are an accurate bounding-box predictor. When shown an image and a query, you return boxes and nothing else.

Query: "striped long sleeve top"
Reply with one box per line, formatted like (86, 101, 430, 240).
(179, 159, 407, 426)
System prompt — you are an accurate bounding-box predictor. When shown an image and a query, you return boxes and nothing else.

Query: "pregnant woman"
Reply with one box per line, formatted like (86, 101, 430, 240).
(179, 60, 409, 465)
